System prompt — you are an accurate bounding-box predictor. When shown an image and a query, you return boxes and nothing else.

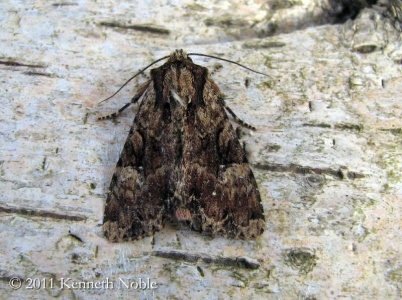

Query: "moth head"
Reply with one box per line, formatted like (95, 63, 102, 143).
(169, 49, 192, 62)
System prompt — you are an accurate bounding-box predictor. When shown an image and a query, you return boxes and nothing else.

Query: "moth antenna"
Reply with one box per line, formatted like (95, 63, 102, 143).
(98, 55, 170, 105)
(187, 53, 272, 78)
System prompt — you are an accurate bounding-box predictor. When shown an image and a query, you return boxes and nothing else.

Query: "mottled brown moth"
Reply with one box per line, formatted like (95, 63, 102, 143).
(102, 49, 265, 242)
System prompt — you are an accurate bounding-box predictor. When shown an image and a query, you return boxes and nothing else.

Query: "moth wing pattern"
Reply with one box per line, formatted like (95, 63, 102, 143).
(103, 50, 265, 242)
(103, 83, 171, 241)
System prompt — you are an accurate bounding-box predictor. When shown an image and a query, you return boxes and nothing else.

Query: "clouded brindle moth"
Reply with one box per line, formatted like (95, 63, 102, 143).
(101, 49, 265, 241)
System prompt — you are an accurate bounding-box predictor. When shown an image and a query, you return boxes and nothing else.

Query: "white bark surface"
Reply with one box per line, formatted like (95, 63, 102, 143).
(0, 1, 401, 299)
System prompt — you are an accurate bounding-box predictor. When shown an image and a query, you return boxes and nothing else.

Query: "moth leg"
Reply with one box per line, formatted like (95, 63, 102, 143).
(98, 80, 151, 120)
(209, 63, 223, 76)
(219, 96, 256, 130)
(140, 71, 150, 80)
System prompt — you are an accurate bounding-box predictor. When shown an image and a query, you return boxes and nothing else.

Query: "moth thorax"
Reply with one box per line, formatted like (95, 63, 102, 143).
(170, 90, 187, 107)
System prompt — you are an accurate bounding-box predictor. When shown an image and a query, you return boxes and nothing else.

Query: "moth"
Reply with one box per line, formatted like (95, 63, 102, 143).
(101, 49, 265, 242)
